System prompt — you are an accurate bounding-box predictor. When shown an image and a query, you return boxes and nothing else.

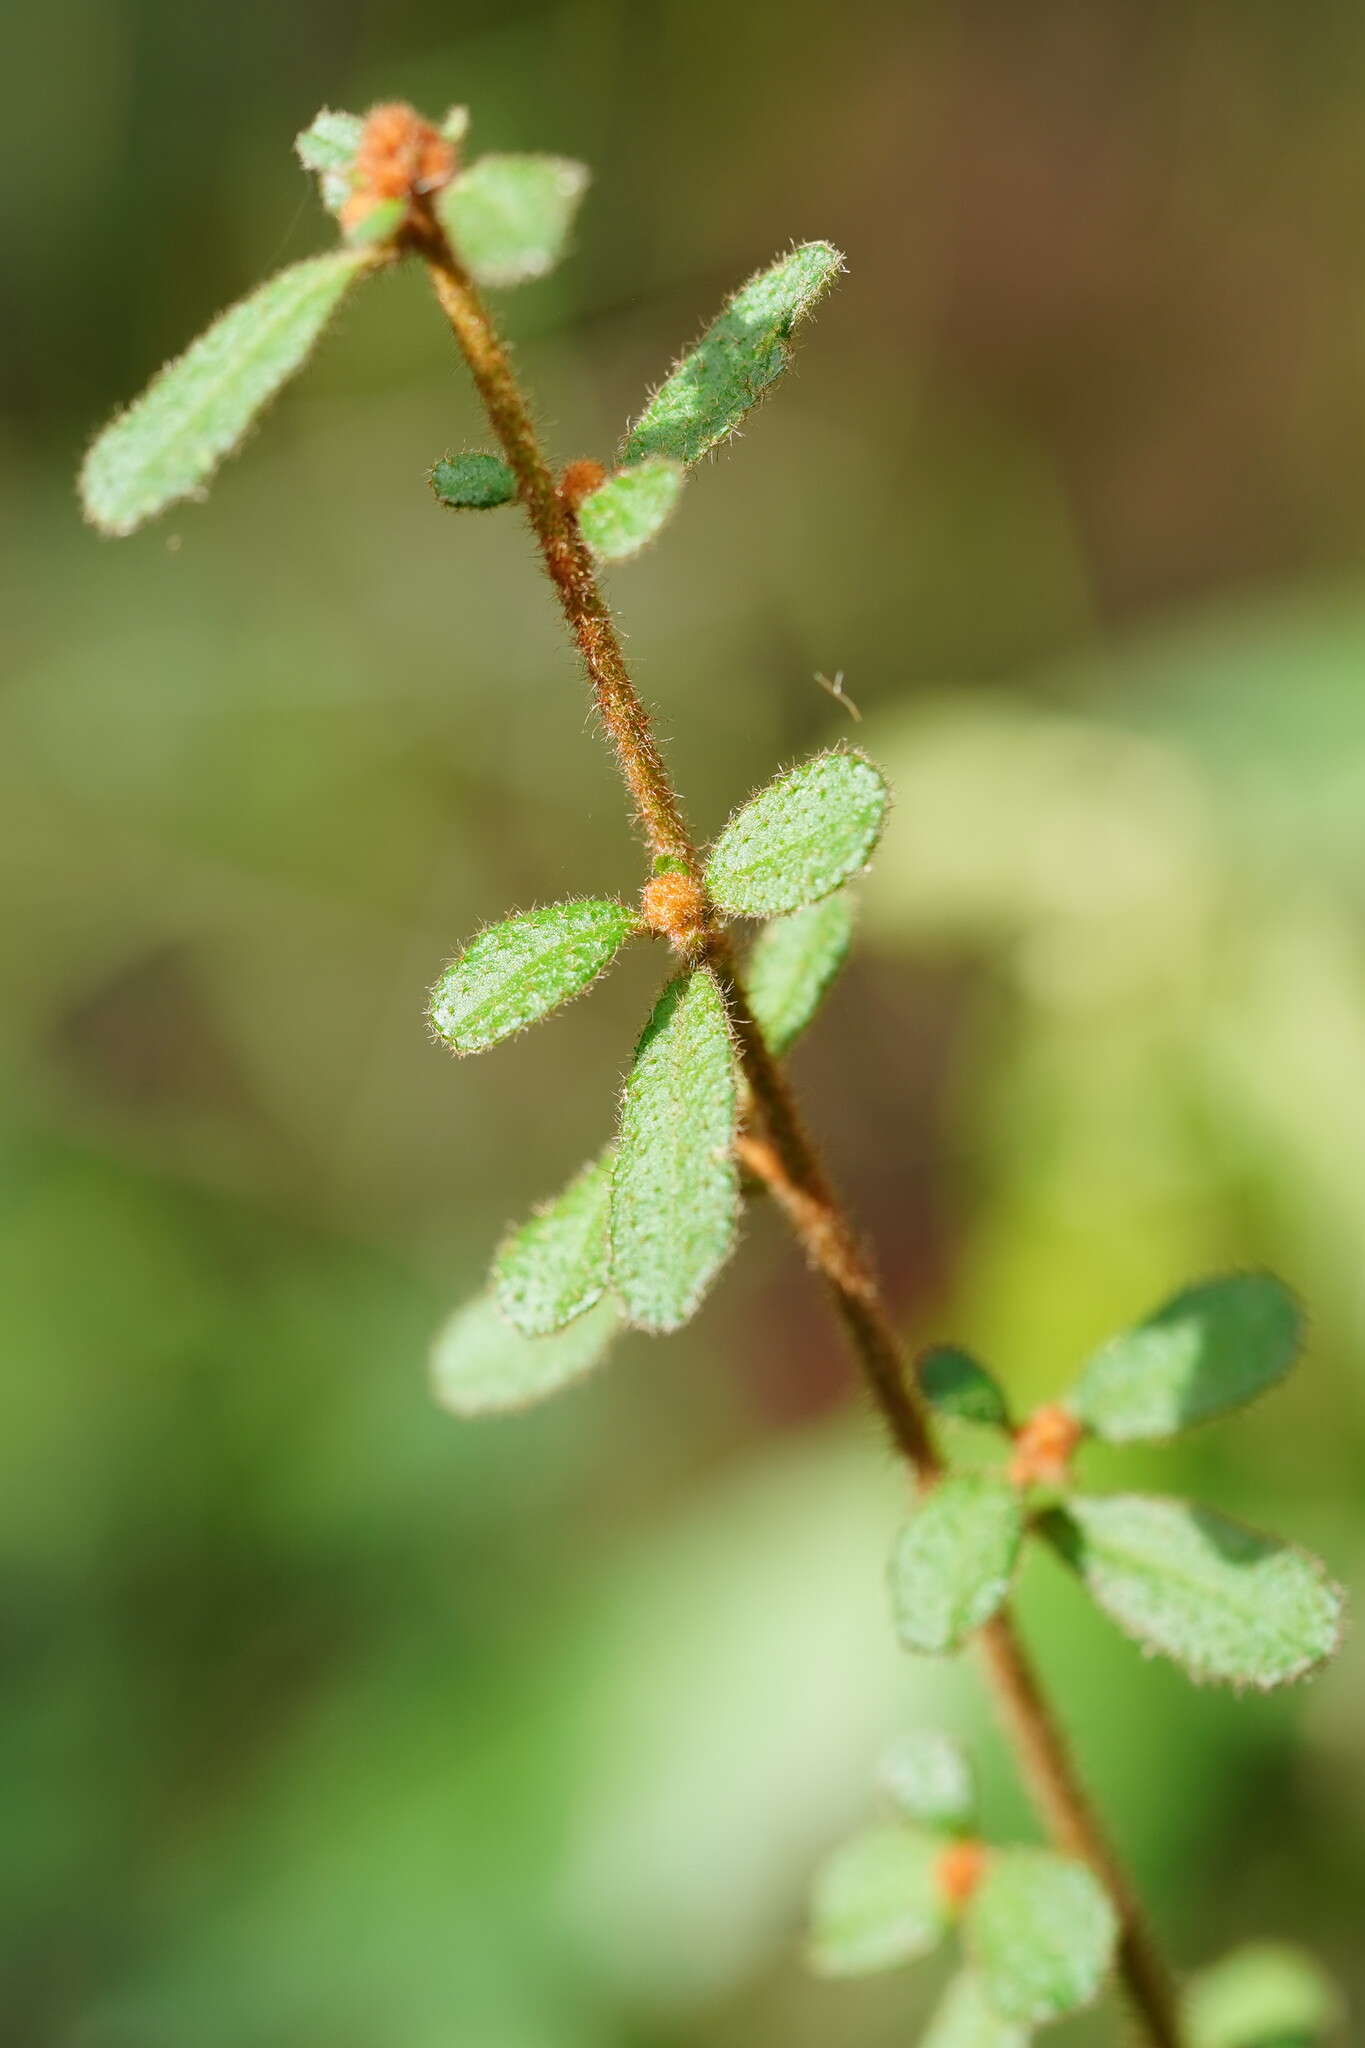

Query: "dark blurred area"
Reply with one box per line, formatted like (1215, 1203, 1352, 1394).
(4, 3, 1365, 2043)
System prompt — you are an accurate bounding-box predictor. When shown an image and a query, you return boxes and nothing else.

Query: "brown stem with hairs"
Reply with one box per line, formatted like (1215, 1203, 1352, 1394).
(416, 209, 1183, 2048)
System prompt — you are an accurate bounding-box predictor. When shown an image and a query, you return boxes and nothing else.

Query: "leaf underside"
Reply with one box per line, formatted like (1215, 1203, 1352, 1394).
(918, 1345, 1012, 1431)
(877, 1728, 976, 1833)
(577, 457, 684, 562)
(80, 250, 372, 536)
(429, 899, 637, 1054)
(1041, 1493, 1344, 1690)
(493, 1149, 614, 1336)
(889, 1475, 1023, 1656)
(430, 1293, 618, 1416)
(437, 153, 589, 286)
(621, 240, 844, 467)
(611, 967, 739, 1333)
(295, 106, 363, 214)
(744, 893, 853, 1055)
(921, 1973, 1031, 2048)
(432, 451, 518, 508)
(1068, 1271, 1303, 1442)
(706, 750, 890, 918)
(1185, 1942, 1343, 2048)
(807, 1823, 947, 1978)
(966, 1849, 1118, 2026)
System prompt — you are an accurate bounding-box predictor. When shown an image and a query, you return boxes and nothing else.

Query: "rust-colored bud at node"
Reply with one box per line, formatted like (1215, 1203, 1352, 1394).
(641, 870, 708, 948)
(935, 1838, 989, 1911)
(560, 458, 608, 510)
(1008, 1402, 1084, 1489)
(341, 102, 457, 237)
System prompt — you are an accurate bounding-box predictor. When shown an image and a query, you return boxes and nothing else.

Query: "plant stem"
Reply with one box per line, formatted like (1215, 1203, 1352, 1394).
(417, 218, 1183, 2048)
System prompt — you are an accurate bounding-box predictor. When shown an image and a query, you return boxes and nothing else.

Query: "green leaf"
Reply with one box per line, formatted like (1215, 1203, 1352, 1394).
(611, 967, 739, 1333)
(577, 458, 684, 562)
(431, 451, 518, 509)
(918, 1346, 1012, 1431)
(1040, 1495, 1344, 1690)
(807, 1824, 949, 1978)
(429, 899, 638, 1055)
(1186, 1943, 1343, 2048)
(493, 1150, 614, 1336)
(877, 1729, 976, 1833)
(966, 1850, 1117, 2026)
(744, 894, 853, 1055)
(889, 1477, 1023, 1655)
(621, 240, 845, 467)
(295, 106, 363, 214)
(80, 251, 373, 537)
(437, 153, 589, 286)
(1068, 1273, 1303, 1442)
(921, 1973, 1031, 2048)
(706, 751, 890, 918)
(430, 1293, 618, 1416)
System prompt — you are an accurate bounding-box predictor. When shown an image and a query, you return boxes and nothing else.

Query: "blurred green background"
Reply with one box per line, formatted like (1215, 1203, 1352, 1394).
(5, 1, 1365, 2042)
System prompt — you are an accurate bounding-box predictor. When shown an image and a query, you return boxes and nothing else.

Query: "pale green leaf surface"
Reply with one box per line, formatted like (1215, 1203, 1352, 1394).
(430, 1293, 618, 1416)
(706, 751, 889, 918)
(921, 1973, 1031, 2048)
(1040, 1495, 1344, 1690)
(577, 458, 684, 562)
(437, 153, 589, 286)
(295, 107, 363, 182)
(744, 894, 853, 1054)
(1186, 1943, 1343, 2048)
(966, 1850, 1117, 2026)
(889, 1476, 1023, 1655)
(622, 241, 844, 466)
(918, 1346, 1012, 1431)
(80, 251, 372, 536)
(431, 451, 518, 509)
(493, 1150, 614, 1336)
(1069, 1272, 1302, 1442)
(877, 1729, 976, 1832)
(429, 900, 637, 1055)
(807, 1823, 948, 1978)
(611, 968, 738, 1333)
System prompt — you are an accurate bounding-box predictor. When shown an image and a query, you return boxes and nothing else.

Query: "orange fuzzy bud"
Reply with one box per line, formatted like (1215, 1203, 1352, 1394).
(641, 871, 708, 948)
(560, 458, 608, 510)
(340, 102, 457, 236)
(1008, 1402, 1084, 1489)
(935, 1838, 989, 1910)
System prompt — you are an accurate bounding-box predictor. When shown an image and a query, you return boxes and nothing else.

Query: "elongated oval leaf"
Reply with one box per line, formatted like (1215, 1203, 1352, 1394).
(493, 1149, 614, 1336)
(922, 1973, 1031, 2048)
(1068, 1272, 1302, 1442)
(432, 451, 518, 509)
(429, 899, 638, 1055)
(611, 967, 738, 1333)
(889, 1476, 1023, 1655)
(577, 458, 684, 562)
(966, 1850, 1116, 2026)
(745, 893, 853, 1054)
(1186, 1943, 1343, 2048)
(80, 251, 373, 536)
(431, 1292, 618, 1416)
(918, 1346, 1012, 1431)
(877, 1729, 976, 1832)
(1040, 1494, 1344, 1690)
(437, 153, 589, 286)
(622, 241, 844, 467)
(807, 1824, 949, 1978)
(707, 751, 889, 918)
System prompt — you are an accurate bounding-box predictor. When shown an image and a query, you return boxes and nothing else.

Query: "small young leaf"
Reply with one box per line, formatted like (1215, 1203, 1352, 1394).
(621, 241, 845, 467)
(744, 893, 853, 1055)
(877, 1729, 976, 1833)
(921, 1973, 1031, 2048)
(918, 1346, 1012, 1431)
(1186, 1943, 1343, 2048)
(493, 1149, 614, 1336)
(966, 1850, 1117, 2026)
(437, 153, 589, 286)
(431, 451, 518, 509)
(295, 106, 363, 213)
(1040, 1495, 1344, 1690)
(706, 751, 889, 918)
(429, 899, 638, 1055)
(577, 458, 684, 562)
(1068, 1272, 1302, 1442)
(80, 251, 373, 536)
(889, 1476, 1023, 1656)
(807, 1824, 949, 1978)
(611, 967, 738, 1333)
(431, 1293, 618, 1416)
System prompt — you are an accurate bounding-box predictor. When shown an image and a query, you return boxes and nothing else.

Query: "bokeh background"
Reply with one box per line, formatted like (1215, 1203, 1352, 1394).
(5, 1, 1365, 2042)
